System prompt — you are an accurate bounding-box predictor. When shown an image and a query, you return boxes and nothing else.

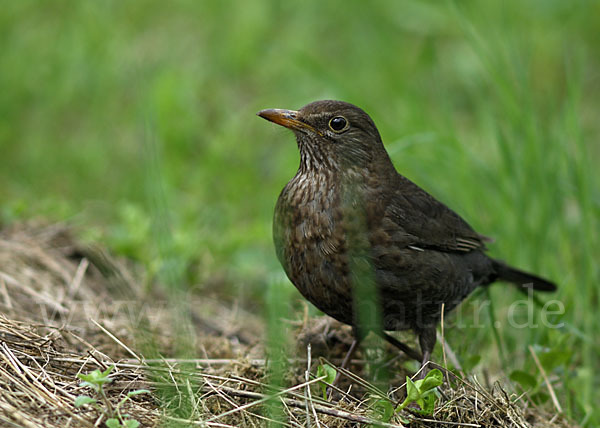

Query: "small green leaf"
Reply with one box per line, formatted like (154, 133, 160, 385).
(419, 369, 443, 392)
(372, 399, 395, 422)
(397, 372, 442, 413)
(316, 364, 337, 400)
(405, 377, 420, 401)
(123, 420, 140, 428)
(77, 371, 99, 383)
(419, 390, 438, 414)
(317, 364, 337, 384)
(127, 389, 151, 398)
(77, 367, 114, 389)
(510, 370, 537, 390)
(105, 418, 122, 428)
(78, 380, 100, 392)
(101, 365, 116, 377)
(74, 395, 96, 407)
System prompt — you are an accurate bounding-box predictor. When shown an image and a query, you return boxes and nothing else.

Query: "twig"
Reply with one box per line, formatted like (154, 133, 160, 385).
(409, 417, 481, 427)
(205, 375, 327, 423)
(304, 344, 317, 427)
(321, 357, 387, 399)
(90, 319, 141, 361)
(120, 357, 371, 366)
(202, 384, 405, 428)
(436, 332, 463, 374)
(528, 345, 562, 414)
(0, 271, 68, 314)
(204, 377, 280, 426)
(66, 258, 89, 301)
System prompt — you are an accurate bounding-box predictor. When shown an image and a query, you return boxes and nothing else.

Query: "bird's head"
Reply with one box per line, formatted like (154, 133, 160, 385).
(258, 100, 390, 173)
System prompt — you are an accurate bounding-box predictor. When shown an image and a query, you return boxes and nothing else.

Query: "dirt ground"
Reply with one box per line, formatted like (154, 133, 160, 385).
(0, 222, 573, 427)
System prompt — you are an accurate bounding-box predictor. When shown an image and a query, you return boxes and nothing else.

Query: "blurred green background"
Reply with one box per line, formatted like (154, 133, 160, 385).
(1, 1, 598, 425)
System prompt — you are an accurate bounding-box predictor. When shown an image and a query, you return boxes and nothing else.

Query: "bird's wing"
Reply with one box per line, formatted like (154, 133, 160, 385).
(383, 176, 490, 253)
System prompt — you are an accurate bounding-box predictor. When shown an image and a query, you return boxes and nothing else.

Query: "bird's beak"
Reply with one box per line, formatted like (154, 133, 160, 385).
(257, 109, 316, 133)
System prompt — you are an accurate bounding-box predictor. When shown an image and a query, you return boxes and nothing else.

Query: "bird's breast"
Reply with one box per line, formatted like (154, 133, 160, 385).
(273, 171, 356, 323)
(275, 171, 343, 260)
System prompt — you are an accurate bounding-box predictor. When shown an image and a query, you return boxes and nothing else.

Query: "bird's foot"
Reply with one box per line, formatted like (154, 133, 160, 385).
(416, 351, 432, 379)
(327, 337, 359, 398)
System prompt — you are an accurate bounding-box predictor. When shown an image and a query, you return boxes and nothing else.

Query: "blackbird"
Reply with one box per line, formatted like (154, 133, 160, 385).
(258, 100, 556, 372)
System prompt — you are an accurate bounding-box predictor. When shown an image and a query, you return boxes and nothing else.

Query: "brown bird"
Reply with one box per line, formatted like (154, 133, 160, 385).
(258, 100, 556, 373)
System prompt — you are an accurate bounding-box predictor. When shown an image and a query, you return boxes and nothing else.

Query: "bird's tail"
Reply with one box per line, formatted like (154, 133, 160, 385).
(493, 260, 557, 292)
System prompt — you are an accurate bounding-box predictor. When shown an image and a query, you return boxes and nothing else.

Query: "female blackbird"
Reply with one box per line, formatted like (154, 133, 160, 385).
(258, 100, 556, 372)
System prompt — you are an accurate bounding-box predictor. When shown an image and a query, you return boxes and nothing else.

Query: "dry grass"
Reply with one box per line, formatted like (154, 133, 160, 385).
(0, 222, 576, 427)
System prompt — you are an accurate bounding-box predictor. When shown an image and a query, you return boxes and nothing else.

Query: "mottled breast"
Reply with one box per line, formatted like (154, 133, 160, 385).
(273, 170, 355, 324)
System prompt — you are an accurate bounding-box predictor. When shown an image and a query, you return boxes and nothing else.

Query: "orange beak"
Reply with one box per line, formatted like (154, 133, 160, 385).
(257, 109, 317, 133)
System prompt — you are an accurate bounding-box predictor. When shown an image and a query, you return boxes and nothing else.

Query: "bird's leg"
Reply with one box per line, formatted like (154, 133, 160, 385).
(332, 327, 361, 384)
(339, 336, 360, 372)
(377, 331, 423, 362)
(417, 326, 436, 379)
(328, 328, 361, 396)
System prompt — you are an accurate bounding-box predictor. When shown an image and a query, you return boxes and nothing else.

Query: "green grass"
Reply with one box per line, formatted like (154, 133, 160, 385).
(1, 0, 598, 425)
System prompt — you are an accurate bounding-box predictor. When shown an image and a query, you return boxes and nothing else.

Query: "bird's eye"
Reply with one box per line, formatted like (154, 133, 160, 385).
(328, 116, 348, 133)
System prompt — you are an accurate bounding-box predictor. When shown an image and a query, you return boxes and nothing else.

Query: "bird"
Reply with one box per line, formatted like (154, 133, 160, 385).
(257, 100, 557, 374)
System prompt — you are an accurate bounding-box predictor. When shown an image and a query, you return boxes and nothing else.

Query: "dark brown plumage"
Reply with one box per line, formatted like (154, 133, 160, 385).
(258, 100, 556, 372)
